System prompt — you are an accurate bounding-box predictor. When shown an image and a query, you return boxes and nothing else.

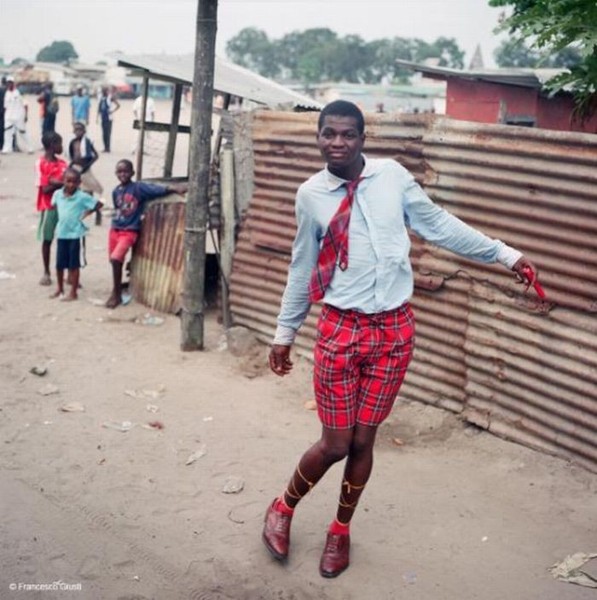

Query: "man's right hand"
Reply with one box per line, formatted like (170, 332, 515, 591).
(269, 344, 293, 376)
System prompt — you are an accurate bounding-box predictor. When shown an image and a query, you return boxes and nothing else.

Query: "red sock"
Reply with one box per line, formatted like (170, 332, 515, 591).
(329, 519, 350, 535)
(274, 496, 294, 516)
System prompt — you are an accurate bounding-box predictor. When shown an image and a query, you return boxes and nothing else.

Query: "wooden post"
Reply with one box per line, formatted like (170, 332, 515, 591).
(220, 148, 235, 329)
(180, 0, 218, 351)
(135, 74, 149, 180)
(164, 83, 183, 178)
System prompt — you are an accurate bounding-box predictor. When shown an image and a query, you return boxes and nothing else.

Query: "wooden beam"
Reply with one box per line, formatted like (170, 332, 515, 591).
(219, 148, 235, 329)
(180, 0, 218, 351)
(164, 83, 183, 179)
(135, 75, 149, 180)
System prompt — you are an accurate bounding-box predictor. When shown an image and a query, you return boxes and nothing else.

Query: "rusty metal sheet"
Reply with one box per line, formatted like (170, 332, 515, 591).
(230, 110, 597, 472)
(131, 198, 186, 314)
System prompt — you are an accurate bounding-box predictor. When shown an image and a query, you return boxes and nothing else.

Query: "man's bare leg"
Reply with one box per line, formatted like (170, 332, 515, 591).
(50, 269, 65, 298)
(40, 240, 52, 285)
(65, 269, 79, 301)
(106, 259, 123, 308)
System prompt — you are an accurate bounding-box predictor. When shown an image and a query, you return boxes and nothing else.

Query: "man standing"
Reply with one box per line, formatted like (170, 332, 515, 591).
(71, 85, 91, 125)
(131, 93, 156, 155)
(262, 100, 538, 578)
(38, 82, 57, 135)
(97, 86, 120, 153)
(2, 77, 33, 154)
(0, 77, 7, 151)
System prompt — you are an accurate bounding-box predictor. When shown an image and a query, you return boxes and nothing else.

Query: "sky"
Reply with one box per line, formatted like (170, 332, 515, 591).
(0, 0, 508, 69)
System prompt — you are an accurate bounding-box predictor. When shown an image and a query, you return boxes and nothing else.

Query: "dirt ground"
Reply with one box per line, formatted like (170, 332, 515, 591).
(1, 97, 596, 600)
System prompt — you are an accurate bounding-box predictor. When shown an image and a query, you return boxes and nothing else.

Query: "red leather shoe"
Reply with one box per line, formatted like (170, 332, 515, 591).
(319, 532, 350, 578)
(262, 500, 292, 561)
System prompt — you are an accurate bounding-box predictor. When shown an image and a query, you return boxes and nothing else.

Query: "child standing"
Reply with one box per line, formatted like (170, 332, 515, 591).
(50, 168, 103, 301)
(36, 131, 68, 285)
(68, 121, 104, 225)
(106, 159, 187, 308)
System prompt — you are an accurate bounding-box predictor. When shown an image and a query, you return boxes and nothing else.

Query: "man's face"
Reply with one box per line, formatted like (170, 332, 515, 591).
(63, 172, 80, 195)
(316, 115, 365, 173)
(53, 139, 63, 156)
(73, 124, 85, 139)
(115, 162, 134, 185)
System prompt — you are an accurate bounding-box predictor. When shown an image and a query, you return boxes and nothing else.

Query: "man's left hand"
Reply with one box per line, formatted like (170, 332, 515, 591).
(511, 256, 539, 286)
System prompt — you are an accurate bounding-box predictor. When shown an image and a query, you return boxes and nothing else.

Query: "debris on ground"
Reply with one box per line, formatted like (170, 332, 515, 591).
(101, 420, 135, 432)
(38, 384, 59, 396)
(29, 365, 48, 377)
(185, 445, 207, 465)
(549, 552, 597, 588)
(222, 476, 244, 494)
(59, 402, 86, 412)
(135, 313, 164, 327)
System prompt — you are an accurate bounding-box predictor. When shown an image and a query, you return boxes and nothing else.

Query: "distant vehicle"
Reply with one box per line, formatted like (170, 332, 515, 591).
(53, 80, 74, 96)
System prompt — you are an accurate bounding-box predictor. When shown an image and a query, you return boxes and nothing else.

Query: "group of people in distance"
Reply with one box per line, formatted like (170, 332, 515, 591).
(35, 129, 186, 306)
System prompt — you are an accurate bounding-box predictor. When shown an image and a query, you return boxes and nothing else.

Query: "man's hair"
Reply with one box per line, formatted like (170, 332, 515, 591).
(116, 159, 134, 171)
(73, 121, 87, 131)
(63, 167, 81, 181)
(318, 100, 365, 134)
(41, 131, 62, 150)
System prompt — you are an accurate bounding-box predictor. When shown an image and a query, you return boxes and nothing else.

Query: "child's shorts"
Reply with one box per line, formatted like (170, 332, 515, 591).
(56, 238, 83, 271)
(109, 229, 138, 263)
(37, 209, 58, 242)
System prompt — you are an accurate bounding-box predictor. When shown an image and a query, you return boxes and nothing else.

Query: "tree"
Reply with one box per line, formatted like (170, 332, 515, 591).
(226, 28, 466, 86)
(495, 38, 543, 67)
(225, 27, 279, 78)
(413, 37, 465, 68)
(489, 0, 597, 117)
(36, 41, 78, 63)
(495, 38, 582, 68)
(10, 57, 29, 67)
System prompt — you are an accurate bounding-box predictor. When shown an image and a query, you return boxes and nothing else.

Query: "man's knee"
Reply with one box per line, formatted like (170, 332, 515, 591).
(349, 427, 377, 457)
(319, 438, 351, 464)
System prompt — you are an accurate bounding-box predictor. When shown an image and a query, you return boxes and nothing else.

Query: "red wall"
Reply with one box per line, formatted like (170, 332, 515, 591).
(446, 78, 597, 133)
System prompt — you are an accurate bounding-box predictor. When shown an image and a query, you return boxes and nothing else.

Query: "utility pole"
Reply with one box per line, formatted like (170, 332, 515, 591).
(180, 0, 218, 351)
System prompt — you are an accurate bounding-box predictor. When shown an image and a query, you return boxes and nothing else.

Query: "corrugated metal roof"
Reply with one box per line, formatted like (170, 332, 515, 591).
(117, 54, 322, 110)
(229, 110, 597, 472)
(396, 59, 565, 90)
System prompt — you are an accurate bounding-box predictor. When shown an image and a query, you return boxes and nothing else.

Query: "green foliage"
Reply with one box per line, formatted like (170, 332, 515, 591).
(489, 0, 597, 117)
(225, 27, 465, 85)
(495, 38, 582, 67)
(36, 40, 78, 64)
(10, 57, 29, 67)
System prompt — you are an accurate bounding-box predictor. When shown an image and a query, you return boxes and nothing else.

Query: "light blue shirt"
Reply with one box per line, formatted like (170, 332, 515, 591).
(274, 156, 521, 344)
(51, 189, 97, 239)
(71, 94, 90, 123)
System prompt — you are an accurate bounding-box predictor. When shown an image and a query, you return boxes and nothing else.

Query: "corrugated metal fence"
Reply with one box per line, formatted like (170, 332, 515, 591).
(230, 110, 597, 472)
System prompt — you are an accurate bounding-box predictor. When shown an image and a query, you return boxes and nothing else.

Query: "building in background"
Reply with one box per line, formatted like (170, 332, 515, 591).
(397, 59, 597, 133)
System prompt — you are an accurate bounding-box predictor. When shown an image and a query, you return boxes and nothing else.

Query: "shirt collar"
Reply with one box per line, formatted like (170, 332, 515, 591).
(324, 154, 377, 191)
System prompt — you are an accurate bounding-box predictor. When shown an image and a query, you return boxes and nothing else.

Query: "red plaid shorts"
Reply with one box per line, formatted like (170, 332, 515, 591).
(314, 303, 415, 429)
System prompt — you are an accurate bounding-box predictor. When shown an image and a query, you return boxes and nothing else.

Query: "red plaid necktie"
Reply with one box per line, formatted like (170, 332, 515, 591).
(308, 177, 363, 302)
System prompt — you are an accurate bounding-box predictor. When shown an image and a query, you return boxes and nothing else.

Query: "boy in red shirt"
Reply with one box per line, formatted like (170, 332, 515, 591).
(36, 132, 67, 285)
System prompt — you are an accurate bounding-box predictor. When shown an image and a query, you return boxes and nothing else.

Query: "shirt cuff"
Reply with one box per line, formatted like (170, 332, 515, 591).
(496, 244, 523, 269)
(273, 324, 297, 346)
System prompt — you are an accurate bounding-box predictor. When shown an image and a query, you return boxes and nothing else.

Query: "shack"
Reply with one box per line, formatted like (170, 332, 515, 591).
(396, 59, 597, 133)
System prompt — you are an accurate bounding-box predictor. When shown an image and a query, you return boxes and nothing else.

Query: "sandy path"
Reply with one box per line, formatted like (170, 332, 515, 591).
(0, 98, 595, 600)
